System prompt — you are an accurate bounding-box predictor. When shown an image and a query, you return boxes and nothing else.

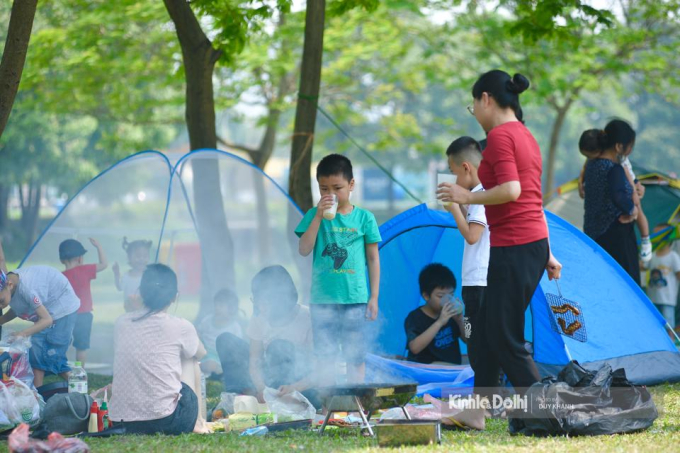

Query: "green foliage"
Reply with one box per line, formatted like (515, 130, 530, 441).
(191, 0, 293, 66)
(0, 0, 183, 194)
(328, 0, 380, 16)
(502, 0, 614, 42)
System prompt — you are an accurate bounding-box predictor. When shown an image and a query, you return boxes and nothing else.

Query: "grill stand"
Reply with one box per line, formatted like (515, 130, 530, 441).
(319, 396, 412, 437)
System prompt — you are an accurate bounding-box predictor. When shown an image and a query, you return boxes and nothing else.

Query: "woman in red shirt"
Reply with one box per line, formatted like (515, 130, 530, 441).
(438, 70, 562, 429)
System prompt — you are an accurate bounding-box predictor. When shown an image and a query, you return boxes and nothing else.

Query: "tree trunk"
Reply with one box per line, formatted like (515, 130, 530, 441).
(19, 182, 41, 250)
(163, 0, 234, 320)
(0, 0, 38, 140)
(249, 108, 282, 265)
(0, 184, 9, 232)
(288, 0, 325, 213)
(544, 105, 571, 202)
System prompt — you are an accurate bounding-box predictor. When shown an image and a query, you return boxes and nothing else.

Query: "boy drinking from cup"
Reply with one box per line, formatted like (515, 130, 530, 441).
(440, 136, 490, 372)
(405, 263, 465, 364)
(296, 154, 381, 383)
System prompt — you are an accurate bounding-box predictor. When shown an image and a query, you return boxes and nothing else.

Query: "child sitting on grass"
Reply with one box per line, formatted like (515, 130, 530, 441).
(404, 263, 465, 365)
(197, 288, 244, 378)
(0, 240, 80, 387)
(112, 237, 152, 312)
(60, 238, 108, 367)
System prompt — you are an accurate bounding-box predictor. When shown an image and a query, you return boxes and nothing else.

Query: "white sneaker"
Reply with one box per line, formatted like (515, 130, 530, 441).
(640, 237, 652, 265)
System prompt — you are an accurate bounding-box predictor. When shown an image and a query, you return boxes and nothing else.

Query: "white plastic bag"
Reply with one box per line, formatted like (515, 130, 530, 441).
(0, 380, 20, 432)
(211, 392, 237, 420)
(263, 387, 315, 421)
(9, 378, 41, 427)
(0, 337, 36, 391)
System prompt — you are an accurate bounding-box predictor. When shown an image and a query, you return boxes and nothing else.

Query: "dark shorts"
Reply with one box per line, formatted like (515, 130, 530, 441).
(116, 383, 198, 435)
(72, 312, 93, 351)
(29, 312, 77, 375)
(311, 303, 367, 365)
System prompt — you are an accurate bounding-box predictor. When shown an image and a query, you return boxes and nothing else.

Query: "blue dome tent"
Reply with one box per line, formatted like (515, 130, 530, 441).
(373, 204, 680, 385)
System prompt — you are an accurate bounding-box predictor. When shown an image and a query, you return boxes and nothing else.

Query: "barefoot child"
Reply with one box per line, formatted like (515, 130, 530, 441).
(296, 154, 381, 383)
(0, 243, 79, 387)
(60, 238, 108, 367)
(443, 136, 490, 372)
(112, 237, 152, 312)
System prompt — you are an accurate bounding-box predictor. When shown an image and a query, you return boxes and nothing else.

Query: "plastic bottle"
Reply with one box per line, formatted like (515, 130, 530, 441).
(200, 371, 207, 419)
(240, 425, 268, 436)
(88, 402, 99, 433)
(68, 361, 88, 394)
(98, 401, 108, 432)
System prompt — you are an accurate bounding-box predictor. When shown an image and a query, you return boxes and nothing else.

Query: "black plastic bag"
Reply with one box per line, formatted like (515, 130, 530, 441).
(509, 361, 658, 436)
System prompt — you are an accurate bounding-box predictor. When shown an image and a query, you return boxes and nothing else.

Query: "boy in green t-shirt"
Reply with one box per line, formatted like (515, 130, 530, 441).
(296, 154, 382, 383)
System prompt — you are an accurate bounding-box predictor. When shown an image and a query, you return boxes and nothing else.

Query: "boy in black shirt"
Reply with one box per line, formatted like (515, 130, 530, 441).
(404, 263, 465, 364)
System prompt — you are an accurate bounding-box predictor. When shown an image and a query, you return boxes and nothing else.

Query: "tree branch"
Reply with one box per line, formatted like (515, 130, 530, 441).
(216, 135, 258, 154)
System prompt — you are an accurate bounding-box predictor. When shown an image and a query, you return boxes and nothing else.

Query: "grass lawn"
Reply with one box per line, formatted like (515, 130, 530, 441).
(15, 377, 679, 452)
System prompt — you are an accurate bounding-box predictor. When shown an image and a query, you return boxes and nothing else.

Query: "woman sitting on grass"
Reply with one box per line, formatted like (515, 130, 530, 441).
(109, 264, 207, 435)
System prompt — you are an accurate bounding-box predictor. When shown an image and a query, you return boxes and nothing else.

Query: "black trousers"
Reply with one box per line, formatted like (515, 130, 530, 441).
(595, 220, 641, 286)
(462, 286, 485, 374)
(473, 239, 548, 398)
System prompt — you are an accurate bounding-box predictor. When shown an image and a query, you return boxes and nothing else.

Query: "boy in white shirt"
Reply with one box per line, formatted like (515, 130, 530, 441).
(443, 136, 490, 372)
(647, 224, 680, 333)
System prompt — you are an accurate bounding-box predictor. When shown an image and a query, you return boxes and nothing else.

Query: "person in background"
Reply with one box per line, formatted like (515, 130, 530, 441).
(197, 288, 243, 378)
(217, 265, 318, 406)
(296, 154, 381, 384)
(60, 238, 108, 367)
(405, 263, 464, 365)
(647, 224, 680, 335)
(0, 240, 79, 387)
(582, 120, 641, 284)
(112, 237, 152, 312)
(443, 136, 490, 372)
(109, 264, 207, 435)
(578, 128, 651, 267)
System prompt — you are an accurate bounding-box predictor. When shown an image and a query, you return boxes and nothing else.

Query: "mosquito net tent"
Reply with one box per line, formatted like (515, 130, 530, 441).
(17, 149, 310, 372)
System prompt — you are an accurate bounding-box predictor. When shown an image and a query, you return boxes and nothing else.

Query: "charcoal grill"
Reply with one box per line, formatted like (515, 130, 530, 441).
(316, 383, 418, 436)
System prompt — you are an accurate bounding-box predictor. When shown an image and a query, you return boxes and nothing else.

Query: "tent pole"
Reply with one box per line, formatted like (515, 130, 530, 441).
(666, 322, 680, 346)
(563, 343, 573, 362)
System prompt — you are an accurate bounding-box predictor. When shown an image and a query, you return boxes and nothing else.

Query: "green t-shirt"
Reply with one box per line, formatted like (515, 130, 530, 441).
(295, 206, 382, 304)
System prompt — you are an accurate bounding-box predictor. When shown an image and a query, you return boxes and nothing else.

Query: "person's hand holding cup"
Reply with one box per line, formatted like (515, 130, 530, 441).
(436, 174, 457, 208)
(436, 299, 456, 327)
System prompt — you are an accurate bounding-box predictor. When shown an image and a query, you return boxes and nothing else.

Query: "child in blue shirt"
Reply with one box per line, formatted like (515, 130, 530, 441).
(296, 154, 381, 383)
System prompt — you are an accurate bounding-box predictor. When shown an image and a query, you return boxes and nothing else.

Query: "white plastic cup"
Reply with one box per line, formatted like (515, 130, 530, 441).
(323, 194, 338, 220)
(437, 173, 457, 207)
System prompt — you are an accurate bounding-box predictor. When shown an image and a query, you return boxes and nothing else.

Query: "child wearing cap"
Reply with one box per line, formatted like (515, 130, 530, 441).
(0, 240, 80, 387)
(60, 238, 108, 367)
